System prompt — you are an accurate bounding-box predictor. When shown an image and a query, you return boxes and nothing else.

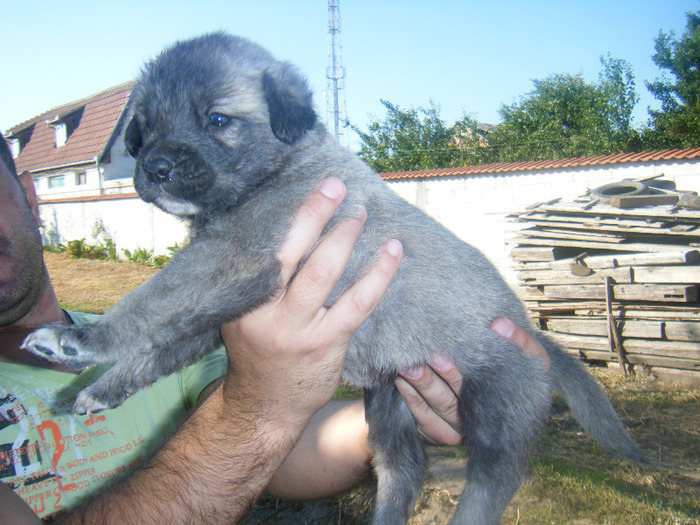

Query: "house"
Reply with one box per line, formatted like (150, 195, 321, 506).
(8, 81, 136, 198)
(5, 81, 186, 254)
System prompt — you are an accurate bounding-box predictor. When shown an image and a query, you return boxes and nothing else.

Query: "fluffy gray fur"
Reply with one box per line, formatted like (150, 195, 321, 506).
(23, 32, 645, 525)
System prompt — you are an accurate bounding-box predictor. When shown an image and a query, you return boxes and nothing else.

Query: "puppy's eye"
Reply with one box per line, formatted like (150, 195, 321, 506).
(208, 113, 231, 127)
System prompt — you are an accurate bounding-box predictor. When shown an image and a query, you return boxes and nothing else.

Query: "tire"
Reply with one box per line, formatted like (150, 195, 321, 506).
(590, 180, 648, 201)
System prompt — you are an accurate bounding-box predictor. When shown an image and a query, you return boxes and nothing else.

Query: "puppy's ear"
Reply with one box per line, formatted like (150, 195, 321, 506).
(124, 118, 143, 158)
(262, 64, 317, 144)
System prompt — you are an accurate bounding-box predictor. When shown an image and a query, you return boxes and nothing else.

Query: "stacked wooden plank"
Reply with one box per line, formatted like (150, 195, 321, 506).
(508, 184, 700, 385)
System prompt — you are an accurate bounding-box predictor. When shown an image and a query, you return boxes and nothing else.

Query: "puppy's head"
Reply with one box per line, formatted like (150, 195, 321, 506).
(125, 31, 317, 217)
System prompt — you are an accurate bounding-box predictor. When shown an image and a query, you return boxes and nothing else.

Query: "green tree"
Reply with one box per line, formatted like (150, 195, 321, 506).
(599, 53, 640, 143)
(354, 56, 641, 171)
(353, 100, 483, 172)
(645, 11, 700, 148)
(487, 55, 640, 162)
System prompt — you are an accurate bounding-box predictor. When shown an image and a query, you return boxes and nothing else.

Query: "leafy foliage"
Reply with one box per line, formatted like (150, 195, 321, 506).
(122, 247, 170, 268)
(485, 55, 641, 162)
(92, 218, 118, 261)
(47, 239, 173, 268)
(644, 11, 700, 148)
(354, 13, 700, 171)
(60, 238, 111, 260)
(353, 100, 487, 172)
(355, 55, 644, 171)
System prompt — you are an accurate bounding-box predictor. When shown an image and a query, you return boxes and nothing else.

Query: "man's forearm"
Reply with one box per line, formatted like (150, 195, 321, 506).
(62, 386, 306, 524)
(267, 400, 371, 500)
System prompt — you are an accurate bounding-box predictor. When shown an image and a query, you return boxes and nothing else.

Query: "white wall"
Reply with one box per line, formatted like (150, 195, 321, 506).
(39, 197, 188, 257)
(388, 161, 700, 283)
(102, 129, 137, 183)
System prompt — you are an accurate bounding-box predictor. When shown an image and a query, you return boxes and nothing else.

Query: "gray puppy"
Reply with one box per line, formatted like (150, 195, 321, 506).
(23, 32, 644, 525)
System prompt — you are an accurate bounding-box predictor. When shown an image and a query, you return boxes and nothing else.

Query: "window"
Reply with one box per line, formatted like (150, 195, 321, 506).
(48, 175, 65, 189)
(48, 107, 84, 148)
(75, 171, 87, 185)
(54, 123, 67, 147)
(9, 139, 20, 158)
(7, 125, 34, 157)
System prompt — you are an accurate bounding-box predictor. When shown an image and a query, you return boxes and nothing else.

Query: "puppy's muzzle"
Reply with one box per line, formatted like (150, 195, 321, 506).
(143, 157, 173, 184)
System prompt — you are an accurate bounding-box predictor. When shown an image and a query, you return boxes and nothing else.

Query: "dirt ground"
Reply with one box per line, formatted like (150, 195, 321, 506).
(239, 382, 700, 524)
(44, 251, 700, 524)
(44, 251, 159, 313)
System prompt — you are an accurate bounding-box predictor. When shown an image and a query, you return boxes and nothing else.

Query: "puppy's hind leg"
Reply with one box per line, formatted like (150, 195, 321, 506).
(364, 384, 426, 525)
(451, 357, 549, 525)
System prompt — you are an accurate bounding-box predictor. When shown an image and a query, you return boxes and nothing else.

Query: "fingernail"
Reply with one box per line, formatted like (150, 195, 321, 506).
(429, 354, 455, 372)
(491, 318, 516, 339)
(400, 365, 424, 381)
(319, 177, 344, 199)
(385, 239, 402, 257)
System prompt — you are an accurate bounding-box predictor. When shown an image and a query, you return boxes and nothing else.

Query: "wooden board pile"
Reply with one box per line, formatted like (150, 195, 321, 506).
(508, 178, 700, 384)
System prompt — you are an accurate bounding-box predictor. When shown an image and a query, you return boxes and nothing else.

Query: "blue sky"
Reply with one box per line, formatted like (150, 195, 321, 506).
(2, 1, 698, 149)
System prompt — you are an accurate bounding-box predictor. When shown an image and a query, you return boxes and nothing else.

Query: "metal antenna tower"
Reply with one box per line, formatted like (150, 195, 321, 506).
(326, 0, 347, 142)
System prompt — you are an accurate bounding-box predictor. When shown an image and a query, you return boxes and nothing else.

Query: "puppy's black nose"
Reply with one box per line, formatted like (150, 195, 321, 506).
(143, 158, 173, 183)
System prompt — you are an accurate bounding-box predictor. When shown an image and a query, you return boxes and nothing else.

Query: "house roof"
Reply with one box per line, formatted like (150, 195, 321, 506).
(7, 81, 135, 173)
(380, 148, 700, 180)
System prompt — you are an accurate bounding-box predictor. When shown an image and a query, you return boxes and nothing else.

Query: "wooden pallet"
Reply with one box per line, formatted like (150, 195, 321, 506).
(510, 180, 700, 384)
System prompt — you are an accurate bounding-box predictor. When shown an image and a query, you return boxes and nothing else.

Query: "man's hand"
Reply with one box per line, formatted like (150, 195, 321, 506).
(221, 177, 403, 429)
(397, 355, 464, 445)
(490, 317, 551, 372)
(397, 318, 551, 446)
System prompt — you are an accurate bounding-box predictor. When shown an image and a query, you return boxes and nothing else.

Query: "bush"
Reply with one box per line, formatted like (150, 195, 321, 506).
(52, 236, 120, 261)
(122, 247, 154, 265)
(47, 237, 176, 268)
(104, 237, 118, 261)
(122, 247, 172, 268)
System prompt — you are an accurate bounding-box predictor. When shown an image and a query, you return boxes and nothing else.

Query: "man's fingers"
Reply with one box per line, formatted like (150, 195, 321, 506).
(491, 318, 551, 372)
(426, 354, 463, 398)
(395, 374, 462, 446)
(398, 355, 463, 441)
(322, 239, 403, 341)
(278, 178, 347, 283)
(282, 208, 368, 326)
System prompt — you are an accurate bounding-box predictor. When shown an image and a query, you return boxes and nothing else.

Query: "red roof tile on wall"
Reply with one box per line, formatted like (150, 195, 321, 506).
(380, 148, 700, 180)
(9, 81, 134, 173)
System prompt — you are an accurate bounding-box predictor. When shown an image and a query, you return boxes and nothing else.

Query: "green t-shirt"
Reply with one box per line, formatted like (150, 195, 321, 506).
(0, 311, 227, 521)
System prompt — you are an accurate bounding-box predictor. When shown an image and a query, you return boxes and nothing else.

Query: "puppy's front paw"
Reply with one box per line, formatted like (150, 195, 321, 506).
(74, 389, 113, 415)
(21, 324, 103, 370)
(21, 326, 64, 360)
(74, 379, 131, 415)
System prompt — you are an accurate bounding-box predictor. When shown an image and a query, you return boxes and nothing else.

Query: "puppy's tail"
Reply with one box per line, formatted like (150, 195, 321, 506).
(536, 332, 646, 463)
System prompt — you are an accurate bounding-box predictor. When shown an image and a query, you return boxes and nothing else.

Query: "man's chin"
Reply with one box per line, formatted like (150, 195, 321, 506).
(0, 296, 35, 327)
(0, 266, 48, 327)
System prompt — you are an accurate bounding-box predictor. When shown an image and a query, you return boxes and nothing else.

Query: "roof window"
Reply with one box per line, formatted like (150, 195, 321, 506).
(7, 125, 34, 157)
(47, 107, 84, 148)
(9, 138, 20, 157)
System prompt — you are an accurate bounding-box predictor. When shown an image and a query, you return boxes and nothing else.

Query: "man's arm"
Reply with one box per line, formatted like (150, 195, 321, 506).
(59, 178, 401, 524)
(0, 482, 40, 524)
